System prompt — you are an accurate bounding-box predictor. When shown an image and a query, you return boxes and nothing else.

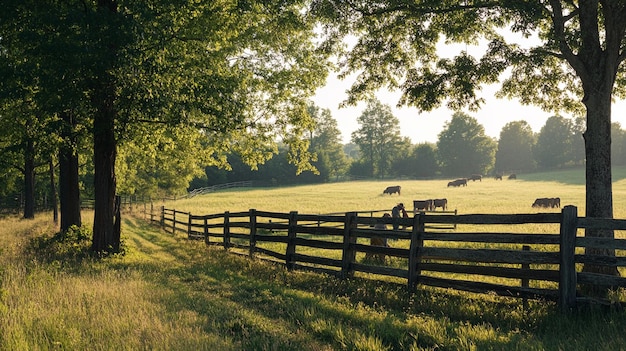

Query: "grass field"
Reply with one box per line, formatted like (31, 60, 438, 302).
(3, 166, 626, 350)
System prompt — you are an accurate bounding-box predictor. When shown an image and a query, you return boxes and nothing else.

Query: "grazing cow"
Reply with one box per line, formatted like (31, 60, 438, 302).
(469, 174, 482, 182)
(447, 178, 468, 187)
(532, 197, 561, 208)
(433, 198, 447, 211)
(413, 199, 433, 212)
(383, 185, 401, 195)
(495, 173, 503, 180)
(508, 173, 517, 180)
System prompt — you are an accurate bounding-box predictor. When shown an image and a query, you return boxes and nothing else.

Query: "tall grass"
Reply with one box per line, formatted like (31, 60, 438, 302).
(3, 168, 626, 350)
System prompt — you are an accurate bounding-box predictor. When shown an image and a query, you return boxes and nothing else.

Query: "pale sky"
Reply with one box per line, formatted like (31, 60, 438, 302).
(311, 35, 626, 145)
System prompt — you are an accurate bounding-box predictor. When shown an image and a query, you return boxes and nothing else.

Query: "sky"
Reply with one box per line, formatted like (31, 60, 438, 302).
(311, 37, 626, 145)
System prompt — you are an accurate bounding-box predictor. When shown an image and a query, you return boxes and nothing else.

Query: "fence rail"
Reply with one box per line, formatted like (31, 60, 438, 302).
(148, 205, 626, 311)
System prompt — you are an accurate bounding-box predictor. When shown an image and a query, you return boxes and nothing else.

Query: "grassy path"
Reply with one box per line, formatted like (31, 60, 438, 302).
(2, 215, 626, 350)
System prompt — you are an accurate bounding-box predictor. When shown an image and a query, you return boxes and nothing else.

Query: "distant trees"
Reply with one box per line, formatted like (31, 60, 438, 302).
(351, 99, 404, 179)
(437, 112, 496, 177)
(392, 143, 439, 178)
(495, 121, 536, 174)
(534, 116, 583, 169)
(306, 105, 350, 182)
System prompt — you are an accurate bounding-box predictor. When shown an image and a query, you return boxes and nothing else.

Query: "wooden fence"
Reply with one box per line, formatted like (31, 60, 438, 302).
(150, 205, 626, 311)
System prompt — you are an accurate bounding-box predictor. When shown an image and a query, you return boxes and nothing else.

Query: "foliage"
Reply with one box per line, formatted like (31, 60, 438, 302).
(495, 120, 536, 173)
(309, 1, 626, 279)
(437, 112, 497, 176)
(307, 104, 350, 181)
(351, 99, 404, 179)
(534, 116, 583, 169)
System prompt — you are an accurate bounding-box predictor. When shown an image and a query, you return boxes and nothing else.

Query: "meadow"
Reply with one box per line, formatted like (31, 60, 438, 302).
(2, 167, 626, 350)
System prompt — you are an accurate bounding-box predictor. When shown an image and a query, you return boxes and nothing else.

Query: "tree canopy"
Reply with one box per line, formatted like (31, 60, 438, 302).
(0, 0, 330, 252)
(311, 0, 626, 278)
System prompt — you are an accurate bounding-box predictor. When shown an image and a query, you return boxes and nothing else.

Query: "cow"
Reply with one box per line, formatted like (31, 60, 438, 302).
(469, 174, 482, 182)
(495, 173, 503, 180)
(508, 173, 517, 180)
(383, 185, 401, 195)
(532, 197, 561, 208)
(413, 199, 433, 213)
(433, 198, 447, 211)
(447, 178, 468, 187)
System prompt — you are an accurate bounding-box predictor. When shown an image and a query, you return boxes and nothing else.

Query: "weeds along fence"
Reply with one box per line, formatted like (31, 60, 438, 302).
(150, 205, 626, 311)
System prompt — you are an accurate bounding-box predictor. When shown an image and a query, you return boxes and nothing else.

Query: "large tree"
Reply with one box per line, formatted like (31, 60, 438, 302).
(351, 99, 404, 179)
(534, 115, 581, 169)
(437, 112, 496, 176)
(311, 1, 626, 277)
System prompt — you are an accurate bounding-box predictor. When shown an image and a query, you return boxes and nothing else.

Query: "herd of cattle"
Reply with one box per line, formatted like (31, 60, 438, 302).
(383, 173, 561, 210)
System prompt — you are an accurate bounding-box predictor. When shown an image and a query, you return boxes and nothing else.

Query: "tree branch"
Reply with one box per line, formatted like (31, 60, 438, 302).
(548, 0, 586, 78)
(344, 0, 503, 17)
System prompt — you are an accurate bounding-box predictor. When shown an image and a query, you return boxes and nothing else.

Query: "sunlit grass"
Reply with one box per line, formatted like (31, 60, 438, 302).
(3, 167, 626, 349)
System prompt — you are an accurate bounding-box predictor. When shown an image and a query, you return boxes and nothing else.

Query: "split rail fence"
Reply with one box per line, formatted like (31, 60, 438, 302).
(150, 205, 626, 311)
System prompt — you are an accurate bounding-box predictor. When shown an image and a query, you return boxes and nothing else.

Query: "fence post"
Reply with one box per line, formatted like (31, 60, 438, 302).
(522, 245, 530, 309)
(286, 211, 298, 270)
(249, 209, 257, 258)
(224, 211, 231, 250)
(160, 206, 165, 228)
(408, 213, 425, 291)
(172, 210, 176, 234)
(187, 213, 192, 239)
(559, 205, 578, 312)
(204, 217, 209, 245)
(341, 212, 358, 279)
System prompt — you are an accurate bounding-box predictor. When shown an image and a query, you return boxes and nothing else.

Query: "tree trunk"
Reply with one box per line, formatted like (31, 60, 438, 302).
(91, 93, 118, 253)
(59, 145, 81, 230)
(23, 139, 35, 219)
(91, 0, 120, 253)
(59, 112, 82, 231)
(582, 91, 620, 277)
(49, 156, 58, 224)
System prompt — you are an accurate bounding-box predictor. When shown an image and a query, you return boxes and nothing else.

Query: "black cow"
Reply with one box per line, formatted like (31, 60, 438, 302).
(433, 198, 447, 211)
(383, 185, 401, 195)
(508, 173, 517, 180)
(447, 178, 467, 187)
(532, 197, 561, 208)
(413, 199, 433, 212)
(469, 174, 482, 182)
(495, 173, 503, 180)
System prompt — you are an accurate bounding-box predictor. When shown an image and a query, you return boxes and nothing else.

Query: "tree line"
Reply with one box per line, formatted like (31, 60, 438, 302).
(195, 99, 626, 186)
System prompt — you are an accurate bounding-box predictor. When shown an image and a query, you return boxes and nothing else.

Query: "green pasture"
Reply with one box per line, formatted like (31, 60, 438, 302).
(165, 166, 626, 218)
(3, 166, 626, 350)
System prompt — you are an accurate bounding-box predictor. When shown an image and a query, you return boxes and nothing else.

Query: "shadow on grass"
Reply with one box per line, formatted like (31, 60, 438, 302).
(106, 217, 626, 351)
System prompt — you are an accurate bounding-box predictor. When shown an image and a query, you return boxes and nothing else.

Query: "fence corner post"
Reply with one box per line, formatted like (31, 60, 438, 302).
(408, 212, 424, 291)
(559, 205, 578, 312)
(341, 212, 358, 279)
(286, 211, 298, 270)
(249, 209, 257, 258)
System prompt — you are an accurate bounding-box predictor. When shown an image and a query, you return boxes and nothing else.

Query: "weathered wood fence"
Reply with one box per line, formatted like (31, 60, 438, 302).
(151, 205, 626, 311)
